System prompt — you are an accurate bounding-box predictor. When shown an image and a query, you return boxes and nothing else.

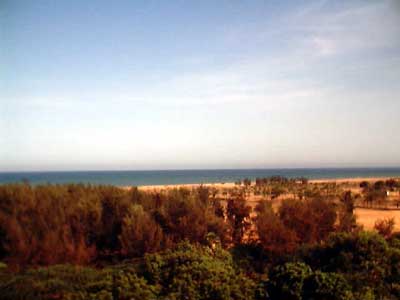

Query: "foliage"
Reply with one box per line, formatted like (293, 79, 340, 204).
(337, 191, 358, 233)
(227, 195, 252, 244)
(302, 271, 354, 300)
(267, 263, 353, 300)
(143, 242, 256, 300)
(302, 232, 400, 299)
(0, 264, 157, 300)
(279, 197, 337, 244)
(374, 218, 396, 239)
(254, 201, 298, 255)
(1, 180, 400, 299)
(0, 184, 229, 266)
(267, 262, 312, 300)
(119, 204, 163, 257)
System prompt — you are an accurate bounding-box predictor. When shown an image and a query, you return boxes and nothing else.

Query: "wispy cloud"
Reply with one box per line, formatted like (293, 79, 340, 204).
(11, 1, 400, 113)
(2, 0, 400, 170)
(303, 0, 400, 56)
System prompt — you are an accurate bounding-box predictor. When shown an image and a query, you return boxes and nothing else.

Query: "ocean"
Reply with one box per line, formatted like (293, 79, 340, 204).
(1, 168, 400, 186)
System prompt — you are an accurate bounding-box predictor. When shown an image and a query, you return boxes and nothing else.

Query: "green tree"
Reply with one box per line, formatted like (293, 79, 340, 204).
(143, 242, 255, 300)
(304, 232, 395, 298)
(119, 204, 163, 257)
(267, 262, 312, 300)
(302, 271, 354, 300)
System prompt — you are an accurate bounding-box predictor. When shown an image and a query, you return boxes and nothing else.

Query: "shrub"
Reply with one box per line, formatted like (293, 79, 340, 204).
(374, 218, 395, 239)
(143, 242, 256, 300)
(267, 262, 312, 300)
(0, 264, 157, 300)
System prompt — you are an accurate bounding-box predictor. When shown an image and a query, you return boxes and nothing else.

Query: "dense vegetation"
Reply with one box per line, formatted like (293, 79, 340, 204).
(0, 178, 399, 299)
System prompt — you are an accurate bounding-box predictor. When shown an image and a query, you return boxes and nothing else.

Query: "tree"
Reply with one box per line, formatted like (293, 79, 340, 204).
(198, 185, 210, 205)
(212, 199, 225, 218)
(360, 181, 370, 189)
(119, 204, 163, 257)
(98, 186, 131, 252)
(267, 262, 312, 300)
(243, 178, 252, 187)
(385, 179, 398, 190)
(337, 191, 358, 233)
(270, 185, 285, 200)
(374, 218, 395, 239)
(160, 192, 209, 244)
(302, 271, 353, 300)
(254, 201, 298, 255)
(307, 197, 337, 242)
(143, 242, 256, 300)
(364, 189, 387, 208)
(298, 177, 308, 185)
(0, 264, 158, 300)
(227, 196, 252, 244)
(304, 232, 393, 298)
(234, 180, 242, 186)
(279, 197, 336, 244)
(374, 180, 385, 191)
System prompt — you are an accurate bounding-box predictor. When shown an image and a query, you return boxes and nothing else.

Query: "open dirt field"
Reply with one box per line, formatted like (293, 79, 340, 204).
(355, 208, 400, 231)
(133, 177, 400, 232)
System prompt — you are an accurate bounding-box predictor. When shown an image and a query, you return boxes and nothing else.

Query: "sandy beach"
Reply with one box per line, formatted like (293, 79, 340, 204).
(133, 177, 400, 232)
(134, 177, 397, 191)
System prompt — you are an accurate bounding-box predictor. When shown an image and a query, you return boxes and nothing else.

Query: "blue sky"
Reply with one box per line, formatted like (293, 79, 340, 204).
(1, 0, 400, 171)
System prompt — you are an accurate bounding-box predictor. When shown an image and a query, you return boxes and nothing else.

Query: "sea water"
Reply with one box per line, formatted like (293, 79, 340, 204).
(1, 168, 400, 186)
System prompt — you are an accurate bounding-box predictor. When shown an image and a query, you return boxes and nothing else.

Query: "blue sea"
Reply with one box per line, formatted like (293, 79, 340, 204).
(1, 168, 400, 186)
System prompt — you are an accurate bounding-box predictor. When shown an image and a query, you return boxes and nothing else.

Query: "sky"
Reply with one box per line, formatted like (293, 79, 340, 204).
(1, 0, 400, 171)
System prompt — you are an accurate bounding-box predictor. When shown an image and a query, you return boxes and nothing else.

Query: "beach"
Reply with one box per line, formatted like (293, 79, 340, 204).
(135, 177, 400, 231)
(135, 177, 396, 190)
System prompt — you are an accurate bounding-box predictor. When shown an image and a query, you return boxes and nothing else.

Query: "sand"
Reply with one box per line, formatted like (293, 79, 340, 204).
(136, 182, 236, 191)
(133, 177, 395, 191)
(309, 177, 394, 184)
(129, 177, 400, 232)
(355, 208, 400, 231)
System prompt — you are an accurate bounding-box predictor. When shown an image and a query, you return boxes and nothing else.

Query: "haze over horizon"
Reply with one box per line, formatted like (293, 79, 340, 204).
(1, 0, 400, 171)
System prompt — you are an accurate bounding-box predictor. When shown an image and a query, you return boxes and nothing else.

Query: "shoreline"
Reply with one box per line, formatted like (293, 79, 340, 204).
(134, 176, 399, 191)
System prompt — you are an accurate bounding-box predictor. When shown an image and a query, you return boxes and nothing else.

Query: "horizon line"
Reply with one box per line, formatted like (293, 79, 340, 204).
(2, 166, 400, 174)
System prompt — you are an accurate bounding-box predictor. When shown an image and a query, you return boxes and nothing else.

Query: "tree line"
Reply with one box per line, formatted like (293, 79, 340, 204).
(0, 182, 358, 267)
(0, 179, 399, 299)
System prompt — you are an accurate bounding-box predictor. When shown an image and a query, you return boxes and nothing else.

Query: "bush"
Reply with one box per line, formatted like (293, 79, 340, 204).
(374, 218, 395, 239)
(143, 242, 256, 300)
(302, 271, 353, 300)
(0, 264, 157, 300)
(303, 232, 397, 298)
(267, 262, 312, 300)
